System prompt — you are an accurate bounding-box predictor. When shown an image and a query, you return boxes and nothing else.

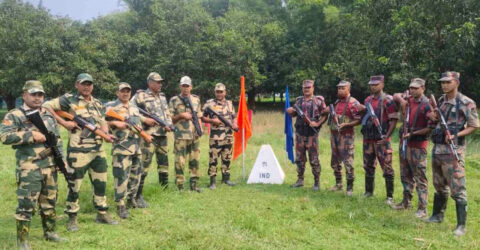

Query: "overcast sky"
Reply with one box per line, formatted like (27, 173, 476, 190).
(25, 0, 127, 21)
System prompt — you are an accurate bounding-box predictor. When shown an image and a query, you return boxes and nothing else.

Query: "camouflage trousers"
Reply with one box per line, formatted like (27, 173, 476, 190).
(363, 141, 394, 178)
(15, 165, 57, 221)
(330, 132, 355, 180)
(112, 154, 142, 206)
(141, 135, 168, 174)
(399, 146, 428, 208)
(432, 152, 467, 203)
(174, 138, 200, 185)
(295, 135, 321, 180)
(208, 137, 233, 177)
(65, 150, 109, 214)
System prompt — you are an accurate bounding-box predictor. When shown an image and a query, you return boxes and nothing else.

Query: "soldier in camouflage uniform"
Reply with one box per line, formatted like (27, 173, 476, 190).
(43, 73, 118, 232)
(286, 79, 327, 191)
(105, 82, 148, 219)
(201, 83, 238, 190)
(426, 71, 479, 237)
(327, 80, 363, 196)
(1, 81, 66, 249)
(361, 75, 398, 205)
(169, 76, 204, 192)
(130, 72, 172, 208)
(391, 78, 432, 218)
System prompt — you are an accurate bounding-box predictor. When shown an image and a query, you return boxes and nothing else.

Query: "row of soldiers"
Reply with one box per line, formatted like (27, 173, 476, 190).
(286, 72, 478, 237)
(1, 72, 238, 249)
(2, 71, 478, 248)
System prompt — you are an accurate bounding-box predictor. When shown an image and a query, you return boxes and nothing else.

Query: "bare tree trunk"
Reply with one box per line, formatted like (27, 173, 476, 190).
(247, 88, 256, 111)
(4, 94, 16, 110)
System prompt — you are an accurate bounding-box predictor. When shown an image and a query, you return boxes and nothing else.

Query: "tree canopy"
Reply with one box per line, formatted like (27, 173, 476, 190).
(1, 0, 479, 109)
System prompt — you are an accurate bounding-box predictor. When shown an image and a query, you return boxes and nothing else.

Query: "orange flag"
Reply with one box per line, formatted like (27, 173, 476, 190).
(233, 76, 252, 160)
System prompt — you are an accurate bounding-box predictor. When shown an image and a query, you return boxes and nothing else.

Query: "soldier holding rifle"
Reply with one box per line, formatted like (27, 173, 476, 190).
(201, 83, 238, 190)
(169, 76, 204, 192)
(1, 81, 67, 249)
(130, 72, 172, 208)
(361, 75, 398, 205)
(426, 71, 479, 237)
(391, 78, 432, 218)
(43, 73, 118, 232)
(327, 80, 363, 196)
(105, 82, 152, 219)
(286, 79, 327, 191)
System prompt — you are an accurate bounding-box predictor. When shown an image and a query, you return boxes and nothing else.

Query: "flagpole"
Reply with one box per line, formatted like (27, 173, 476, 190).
(242, 127, 245, 180)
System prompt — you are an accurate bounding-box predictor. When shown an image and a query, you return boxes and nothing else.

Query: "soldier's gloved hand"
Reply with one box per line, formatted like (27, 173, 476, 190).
(144, 118, 157, 127)
(32, 131, 47, 143)
(181, 112, 192, 121)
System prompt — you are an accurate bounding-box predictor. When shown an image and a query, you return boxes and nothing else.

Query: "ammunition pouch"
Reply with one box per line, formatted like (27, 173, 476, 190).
(431, 127, 465, 146)
(361, 120, 387, 140)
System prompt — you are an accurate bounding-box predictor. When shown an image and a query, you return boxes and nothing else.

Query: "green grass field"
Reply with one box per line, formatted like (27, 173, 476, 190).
(1, 111, 480, 249)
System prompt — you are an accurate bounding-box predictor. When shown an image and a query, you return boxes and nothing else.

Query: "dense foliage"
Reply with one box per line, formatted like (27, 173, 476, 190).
(1, 0, 479, 109)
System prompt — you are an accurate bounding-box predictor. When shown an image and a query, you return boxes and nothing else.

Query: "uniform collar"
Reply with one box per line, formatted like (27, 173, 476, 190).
(215, 98, 226, 104)
(21, 103, 39, 112)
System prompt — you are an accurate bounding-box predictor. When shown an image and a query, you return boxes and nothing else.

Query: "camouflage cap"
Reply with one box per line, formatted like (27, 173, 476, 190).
(118, 82, 131, 90)
(438, 71, 460, 82)
(147, 72, 163, 82)
(76, 73, 94, 84)
(215, 83, 226, 91)
(337, 80, 351, 87)
(302, 79, 314, 87)
(180, 76, 192, 86)
(23, 80, 45, 94)
(369, 75, 384, 85)
(409, 78, 425, 88)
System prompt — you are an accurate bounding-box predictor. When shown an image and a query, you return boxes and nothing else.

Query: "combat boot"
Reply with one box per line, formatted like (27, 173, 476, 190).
(41, 213, 66, 242)
(190, 177, 202, 193)
(391, 195, 412, 210)
(329, 177, 343, 191)
(385, 177, 395, 205)
(66, 213, 79, 232)
(415, 207, 428, 218)
(209, 176, 216, 190)
(426, 193, 447, 223)
(222, 173, 236, 186)
(126, 196, 137, 209)
(136, 174, 149, 208)
(364, 176, 374, 197)
(16, 220, 30, 250)
(290, 178, 304, 188)
(453, 201, 467, 236)
(117, 205, 129, 219)
(159, 172, 168, 188)
(95, 212, 119, 225)
(312, 176, 320, 191)
(346, 179, 354, 196)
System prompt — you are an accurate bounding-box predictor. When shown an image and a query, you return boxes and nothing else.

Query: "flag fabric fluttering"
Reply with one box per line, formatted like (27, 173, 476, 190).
(284, 86, 295, 163)
(233, 76, 252, 160)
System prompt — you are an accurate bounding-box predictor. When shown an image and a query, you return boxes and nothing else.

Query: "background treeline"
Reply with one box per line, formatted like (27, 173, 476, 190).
(1, 0, 479, 110)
